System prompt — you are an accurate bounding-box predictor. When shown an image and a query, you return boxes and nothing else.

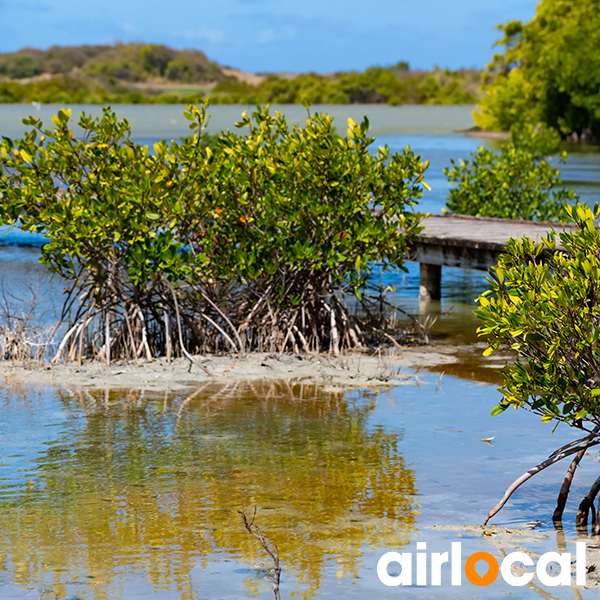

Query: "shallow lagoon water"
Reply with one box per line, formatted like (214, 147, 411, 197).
(1, 105, 600, 598)
(2, 378, 600, 599)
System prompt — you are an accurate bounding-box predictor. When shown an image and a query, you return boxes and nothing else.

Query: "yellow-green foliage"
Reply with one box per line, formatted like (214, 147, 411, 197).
(81, 43, 222, 83)
(0, 76, 210, 105)
(475, 0, 600, 139)
(476, 203, 600, 426)
(0, 76, 99, 104)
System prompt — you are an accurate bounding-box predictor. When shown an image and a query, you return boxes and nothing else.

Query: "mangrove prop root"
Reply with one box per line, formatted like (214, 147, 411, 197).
(551, 432, 600, 457)
(576, 475, 600, 528)
(322, 301, 339, 357)
(52, 321, 82, 364)
(369, 324, 403, 350)
(199, 289, 245, 356)
(595, 496, 600, 536)
(239, 508, 281, 600)
(553, 425, 600, 523)
(363, 292, 432, 344)
(122, 303, 139, 366)
(77, 299, 96, 366)
(279, 311, 299, 357)
(163, 309, 172, 364)
(105, 311, 111, 366)
(239, 285, 273, 334)
(484, 438, 600, 525)
(200, 311, 239, 354)
(553, 448, 586, 523)
(38, 271, 427, 364)
(293, 325, 310, 353)
(136, 306, 153, 361)
(169, 284, 212, 376)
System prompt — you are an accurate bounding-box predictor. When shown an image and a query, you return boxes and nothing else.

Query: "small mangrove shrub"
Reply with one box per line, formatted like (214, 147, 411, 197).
(476, 203, 600, 526)
(444, 125, 576, 221)
(0, 102, 428, 362)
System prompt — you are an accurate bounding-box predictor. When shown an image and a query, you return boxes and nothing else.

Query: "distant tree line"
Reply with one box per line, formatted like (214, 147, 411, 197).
(0, 44, 479, 105)
(0, 76, 197, 105)
(209, 65, 480, 106)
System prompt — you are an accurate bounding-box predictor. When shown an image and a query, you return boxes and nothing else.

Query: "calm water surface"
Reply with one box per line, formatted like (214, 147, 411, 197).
(1, 105, 600, 598)
(2, 379, 600, 599)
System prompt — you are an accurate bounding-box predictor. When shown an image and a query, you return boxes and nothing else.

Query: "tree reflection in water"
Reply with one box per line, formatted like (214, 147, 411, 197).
(0, 380, 416, 599)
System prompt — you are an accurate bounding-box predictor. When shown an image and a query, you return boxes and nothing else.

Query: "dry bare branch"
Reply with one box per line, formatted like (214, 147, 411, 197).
(238, 508, 281, 600)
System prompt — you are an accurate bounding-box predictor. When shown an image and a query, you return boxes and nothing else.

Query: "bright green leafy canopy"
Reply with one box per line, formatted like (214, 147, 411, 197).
(444, 126, 576, 221)
(476, 204, 600, 429)
(475, 0, 600, 141)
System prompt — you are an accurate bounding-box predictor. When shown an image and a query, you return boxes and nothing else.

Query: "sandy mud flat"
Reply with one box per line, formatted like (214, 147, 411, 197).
(0, 346, 459, 392)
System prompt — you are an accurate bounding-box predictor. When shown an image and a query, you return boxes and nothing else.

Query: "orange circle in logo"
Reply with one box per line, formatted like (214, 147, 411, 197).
(465, 552, 499, 586)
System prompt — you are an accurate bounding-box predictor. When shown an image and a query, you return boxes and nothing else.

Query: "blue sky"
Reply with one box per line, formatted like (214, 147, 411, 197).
(1, 0, 538, 73)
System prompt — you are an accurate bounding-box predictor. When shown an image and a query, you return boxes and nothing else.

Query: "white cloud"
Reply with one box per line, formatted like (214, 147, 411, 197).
(258, 26, 295, 44)
(173, 26, 225, 45)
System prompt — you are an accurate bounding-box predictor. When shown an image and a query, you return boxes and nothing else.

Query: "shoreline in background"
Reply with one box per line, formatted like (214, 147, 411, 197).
(457, 126, 509, 140)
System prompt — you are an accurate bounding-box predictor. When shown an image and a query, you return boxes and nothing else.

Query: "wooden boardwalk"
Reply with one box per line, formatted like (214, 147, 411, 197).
(409, 214, 577, 301)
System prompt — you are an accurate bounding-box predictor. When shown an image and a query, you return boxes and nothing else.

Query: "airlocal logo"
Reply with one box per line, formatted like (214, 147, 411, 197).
(377, 542, 586, 587)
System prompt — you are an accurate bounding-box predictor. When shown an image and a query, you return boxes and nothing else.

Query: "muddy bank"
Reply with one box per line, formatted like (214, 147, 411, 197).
(0, 346, 459, 392)
(429, 523, 600, 589)
(457, 126, 510, 140)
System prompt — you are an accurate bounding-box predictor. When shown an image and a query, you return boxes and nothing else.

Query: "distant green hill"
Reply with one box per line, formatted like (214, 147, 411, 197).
(0, 43, 224, 82)
(0, 44, 481, 105)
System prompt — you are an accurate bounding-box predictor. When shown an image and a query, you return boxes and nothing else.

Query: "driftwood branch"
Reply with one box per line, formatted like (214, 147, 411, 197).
(238, 508, 281, 600)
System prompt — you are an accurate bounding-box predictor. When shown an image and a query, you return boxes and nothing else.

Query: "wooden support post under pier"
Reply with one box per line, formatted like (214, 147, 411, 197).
(407, 214, 578, 302)
(419, 263, 441, 302)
